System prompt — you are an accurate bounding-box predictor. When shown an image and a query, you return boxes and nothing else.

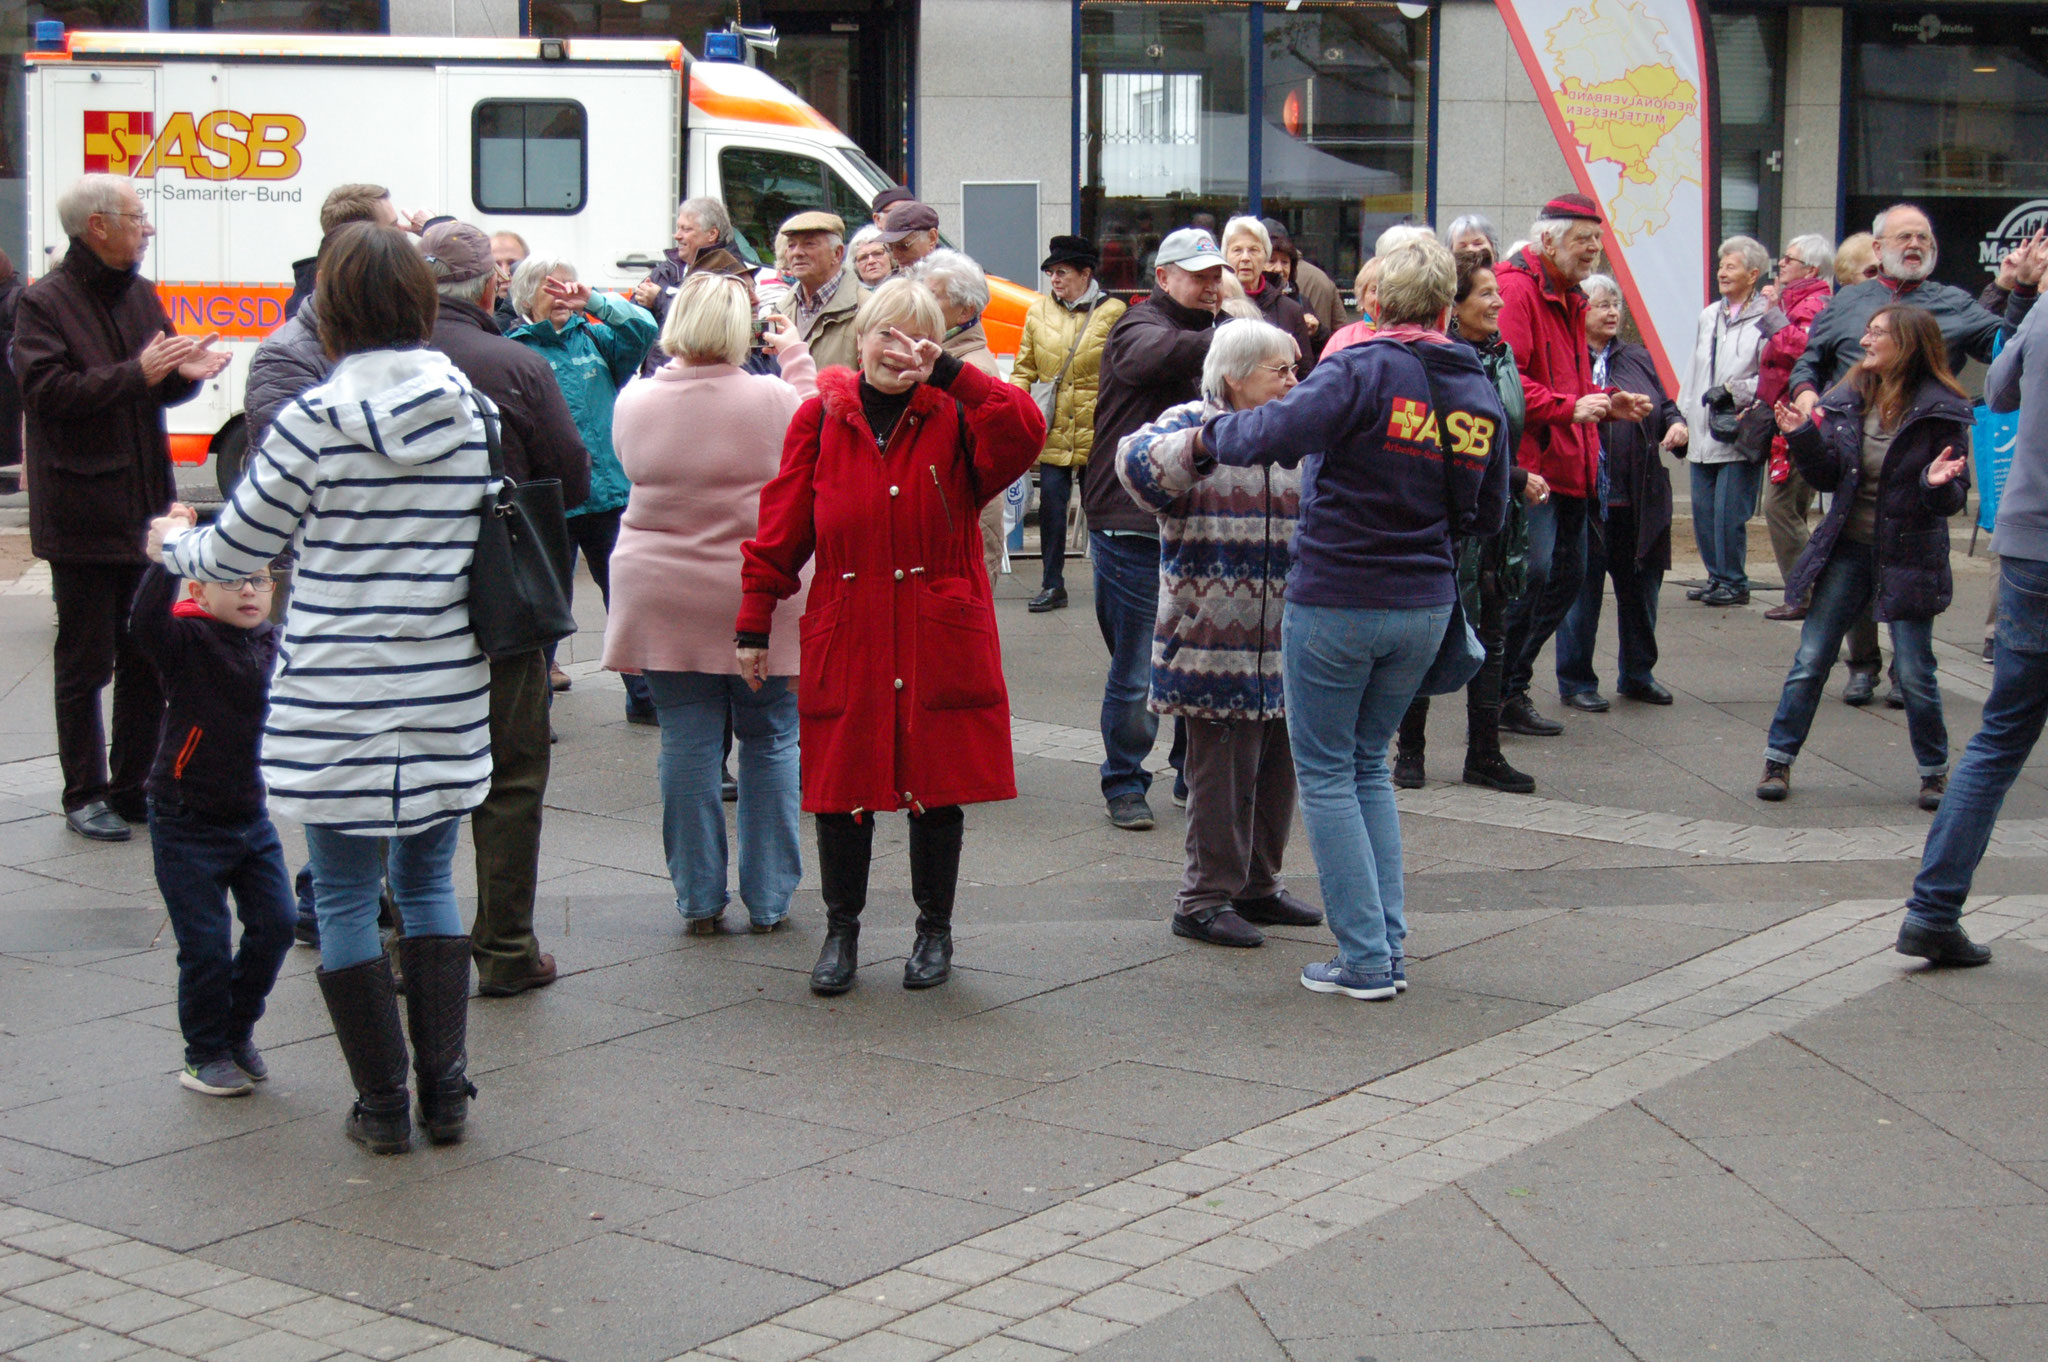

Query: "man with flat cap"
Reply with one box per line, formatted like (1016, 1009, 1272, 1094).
(880, 198, 944, 273)
(774, 210, 866, 371)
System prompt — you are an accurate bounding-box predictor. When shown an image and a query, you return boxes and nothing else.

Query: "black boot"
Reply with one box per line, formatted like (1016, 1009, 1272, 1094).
(905, 807, 963, 989)
(812, 815, 873, 995)
(397, 936, 477, 1145)
(1394, 698, 1428, 789)
(1463, 703, 1535, 794)
(315, 954, 413, 1155)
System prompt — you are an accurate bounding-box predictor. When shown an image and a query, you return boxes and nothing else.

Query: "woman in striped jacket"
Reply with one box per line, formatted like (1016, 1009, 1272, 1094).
(151, 223, 492, 1157)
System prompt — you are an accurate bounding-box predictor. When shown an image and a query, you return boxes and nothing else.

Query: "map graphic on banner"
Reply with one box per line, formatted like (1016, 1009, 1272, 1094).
(1494, 0, 1711, 391)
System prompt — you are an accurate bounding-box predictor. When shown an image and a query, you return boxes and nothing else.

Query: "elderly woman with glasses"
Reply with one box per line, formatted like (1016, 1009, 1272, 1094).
(1116, 320, 1322, 949)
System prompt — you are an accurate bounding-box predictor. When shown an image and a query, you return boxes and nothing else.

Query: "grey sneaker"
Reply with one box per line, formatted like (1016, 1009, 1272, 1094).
(229, 1040, 268, 1082)
(181, 1057, 254, 1097)
(1107, 793, 1155, 831)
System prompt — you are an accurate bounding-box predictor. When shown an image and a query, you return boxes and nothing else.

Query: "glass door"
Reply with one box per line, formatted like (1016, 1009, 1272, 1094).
(1712, 8, 1785, 248)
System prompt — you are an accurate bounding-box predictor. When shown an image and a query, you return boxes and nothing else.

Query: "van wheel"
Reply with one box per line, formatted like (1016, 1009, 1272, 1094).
(213, 422, 249, 499)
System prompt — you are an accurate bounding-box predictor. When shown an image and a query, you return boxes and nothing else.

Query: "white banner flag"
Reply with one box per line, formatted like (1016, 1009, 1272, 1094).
(1493, 0, 1711, 390)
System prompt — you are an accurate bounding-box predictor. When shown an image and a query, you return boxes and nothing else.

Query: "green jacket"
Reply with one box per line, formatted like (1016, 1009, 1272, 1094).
(508, 291, 656, 516)
(1457, 329, 1530, 606)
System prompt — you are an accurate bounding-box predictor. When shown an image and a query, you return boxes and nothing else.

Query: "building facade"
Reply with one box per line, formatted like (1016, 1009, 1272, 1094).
(6, 0, 2044, 300)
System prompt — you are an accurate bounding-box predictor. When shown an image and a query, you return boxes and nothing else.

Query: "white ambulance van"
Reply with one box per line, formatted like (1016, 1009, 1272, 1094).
(25, 29, 1037, 503)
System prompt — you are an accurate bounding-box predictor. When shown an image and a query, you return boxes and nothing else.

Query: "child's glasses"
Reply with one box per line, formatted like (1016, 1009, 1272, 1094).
(227, 576, 276, 593)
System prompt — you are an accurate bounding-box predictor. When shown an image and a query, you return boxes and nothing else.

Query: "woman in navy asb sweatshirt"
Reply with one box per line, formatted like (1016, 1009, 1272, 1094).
(1195, 235, 1509, 1002)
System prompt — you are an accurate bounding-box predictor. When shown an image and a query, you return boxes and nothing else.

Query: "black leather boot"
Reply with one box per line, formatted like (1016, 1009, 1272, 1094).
(1394, 697, 1428, 789)
(812, 814, 873, 996)
(905, 806, 964, 990)
(397, 936, 478, 1145)
(1463, 702, 1535, 794)
(315, 954, 413, 1155)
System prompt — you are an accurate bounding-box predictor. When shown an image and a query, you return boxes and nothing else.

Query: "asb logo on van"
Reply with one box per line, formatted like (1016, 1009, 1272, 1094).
(82, 109, 306, 181)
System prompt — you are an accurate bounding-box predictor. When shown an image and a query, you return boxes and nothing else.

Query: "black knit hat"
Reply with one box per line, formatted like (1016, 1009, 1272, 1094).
(1040, 234, 1100, 272)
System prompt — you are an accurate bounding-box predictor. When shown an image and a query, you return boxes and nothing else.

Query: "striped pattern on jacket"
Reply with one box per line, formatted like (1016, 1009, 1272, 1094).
(161, 348, 495, 835)
(1117, 398, 1301, 721)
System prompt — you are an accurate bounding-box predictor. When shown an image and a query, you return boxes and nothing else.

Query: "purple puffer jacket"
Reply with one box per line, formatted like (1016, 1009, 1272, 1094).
(1783, 375, 1971, 621)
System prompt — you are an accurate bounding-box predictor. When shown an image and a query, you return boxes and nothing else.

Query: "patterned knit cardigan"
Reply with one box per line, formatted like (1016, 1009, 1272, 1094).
(1116, 397, 1301, 721)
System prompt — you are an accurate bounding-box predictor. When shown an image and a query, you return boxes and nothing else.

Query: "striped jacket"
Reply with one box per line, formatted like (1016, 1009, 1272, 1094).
(1117, 398, 1300, 721)
(161, 348, 494, 835)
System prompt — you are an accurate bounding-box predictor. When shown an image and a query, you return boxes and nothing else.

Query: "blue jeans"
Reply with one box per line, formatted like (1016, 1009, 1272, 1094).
(1690, 459, 1762, 592)
(1282, 599, 1450, 974)
(1906, 555, 2048, 931)
(149, 802, 296, 1065)
(1093, 530, 1163, 801)
(1039, 464, 1074, 592)
(1764, 541, 1949, 776)
(1557, 504, 1663, 696)
(1503, 493, 1589, 701)
(305, 819, 465, 971)
(644, 671, 802, 925)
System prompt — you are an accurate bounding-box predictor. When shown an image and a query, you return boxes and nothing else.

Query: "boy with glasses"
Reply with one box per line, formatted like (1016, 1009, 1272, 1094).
(130, 544, 296, 1097)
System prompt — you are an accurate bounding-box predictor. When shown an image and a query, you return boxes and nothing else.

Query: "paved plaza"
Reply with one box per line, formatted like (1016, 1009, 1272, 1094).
(0, 502, 2044, 1362)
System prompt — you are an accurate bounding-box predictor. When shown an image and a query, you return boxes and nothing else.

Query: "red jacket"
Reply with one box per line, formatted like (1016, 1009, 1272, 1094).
(1755, 274, 1832, 409)
(1495, 246, 1602, 498)
(738, 362, 1045, 814)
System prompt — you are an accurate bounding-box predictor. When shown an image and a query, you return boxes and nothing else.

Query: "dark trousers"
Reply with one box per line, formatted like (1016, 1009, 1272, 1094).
(1502, 493, 1590, 703)
(149, 801, 295, 1065)
(1556, 505, 1663, 696)
(1400, 555, 1512, 755)
(1176, 716, 1295, 917)
(51, 561, 161, 814)
(1038, 463, 1075, 592)
(471, 649, 552, 987)
(561, 506, 651, 712)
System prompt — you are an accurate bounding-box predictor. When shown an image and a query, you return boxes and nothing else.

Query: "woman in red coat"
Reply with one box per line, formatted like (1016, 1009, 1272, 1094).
(736, 277, 1045, 995)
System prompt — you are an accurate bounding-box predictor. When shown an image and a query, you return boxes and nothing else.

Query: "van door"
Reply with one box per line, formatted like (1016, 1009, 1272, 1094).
(703, 131, 881, 260)
(36, 66, 160, 274)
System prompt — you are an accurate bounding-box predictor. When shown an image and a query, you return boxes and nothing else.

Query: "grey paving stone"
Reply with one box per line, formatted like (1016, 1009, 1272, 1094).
(64, 1242, 184, 1280)
(0, 1135, 103, 1199)
(10, 1268, 131, 1313)
(461, 994, 671, 1075)
(0, 1069, 317, 1166)
(5, 1224, 127, 1258)
(1416, 914, 1744, 1008)
(0, 1304, 72, 1352)
(7, 1324, 149, 1361)
(117, 1259, 247, 1297)
(1809, 1205, 2048, 1309)
(65, 1286, 197, 1332)
(249, 1295, 389, 1338)
(636, 1168, 1014, 1288)
(318, 1315, 454, 1359)
(1694, 1124, 2048, 1218)
(1067, 1285, 1287, 1361)
(129, 1306, 267, 1355)
(409, 1232, 820, 1362)
(197, 1328, 341, 1362)
(1786, 982, 2048, 1095)
(1279, 1322, 1640, 1361)
(517, 1095, 875, 1199)
(1893, 1085, 2048, 1163)
(821, 1111, 1177, 1212)
(1926, 1304, 2048, 1362)
(704, 1051, 1037, 1138)
(1637, 1035, 1925, 1137)
(988, 1061, 1314, 1152)
(184, 1275, 317, 1317)
(864, 1009, 1132, 1085)
(0, 1251, 68, 1291)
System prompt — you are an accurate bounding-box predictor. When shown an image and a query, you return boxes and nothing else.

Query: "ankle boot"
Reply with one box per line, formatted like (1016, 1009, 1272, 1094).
(315, 954, 413, 1155)
(1394, 698, 1428, 788)
(905, 807, 963, 989)
(1463, 703, 1535, 794)
(812, 815, 873, 995)
(397, 936, 477, 1145)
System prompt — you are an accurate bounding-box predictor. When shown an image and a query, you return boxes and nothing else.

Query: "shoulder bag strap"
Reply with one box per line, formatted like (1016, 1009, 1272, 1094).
(1395, 341, 1460, 529)
(472, 394, 506, 482)
(1047, 302, 1093, 392)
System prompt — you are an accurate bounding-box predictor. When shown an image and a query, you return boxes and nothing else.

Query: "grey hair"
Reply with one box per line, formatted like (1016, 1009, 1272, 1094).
(1872, 203, 1930, 240)
(1581, 273, 1623, 308)
(911, 248, 990, 316)
(1441, 214, 1501, 256)
(436, 273, 493, 307)
(848, 224, 884, 253)
(678, 196, 732, 241)
(1375, 224, 1434, 258)
(1783, 233, 1835, 277)
(510, 256, 576, 322)
(1376, 235, 1458, 327)
(57, 174, 136, 238)
(1221, 216, 1271, 257)
(1717, 235, 1770, 277)
(1201, 320, 1296, 404)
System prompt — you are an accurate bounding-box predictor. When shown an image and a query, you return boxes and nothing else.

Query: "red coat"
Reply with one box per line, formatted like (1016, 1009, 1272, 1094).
(1755, 274, 1832, 409)
(1496, 246, 1602, 499)
(738, 362, 1045, 814)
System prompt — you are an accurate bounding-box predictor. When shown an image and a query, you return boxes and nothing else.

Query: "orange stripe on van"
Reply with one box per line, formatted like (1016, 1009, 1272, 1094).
(687, 74, 835, 131)
(158, 283, 294, 341)
(169, 433, 213, 467)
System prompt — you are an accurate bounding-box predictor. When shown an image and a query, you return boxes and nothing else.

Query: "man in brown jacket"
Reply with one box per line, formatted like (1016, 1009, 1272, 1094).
(17, 174, 227, 841)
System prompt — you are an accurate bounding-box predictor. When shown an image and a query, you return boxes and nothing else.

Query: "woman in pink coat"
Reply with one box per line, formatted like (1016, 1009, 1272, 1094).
(605, 273, 818, 933)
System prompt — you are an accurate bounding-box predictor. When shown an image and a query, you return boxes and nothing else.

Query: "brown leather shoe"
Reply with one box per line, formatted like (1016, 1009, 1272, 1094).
(477, 952, 557, 997)
(1763, 602, 1807, 621)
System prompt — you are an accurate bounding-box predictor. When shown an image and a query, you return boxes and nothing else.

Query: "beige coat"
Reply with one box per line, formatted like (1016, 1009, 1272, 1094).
(777, 264, 866, 372)
(1010, 288, 1126, 467)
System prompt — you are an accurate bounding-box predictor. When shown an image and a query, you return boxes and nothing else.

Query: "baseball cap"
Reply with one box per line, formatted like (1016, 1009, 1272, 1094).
(879, 200, 941, 243)
(1155, 227, 1227, 272)
(871, 185, 915, 216)
(418, 221, 494, 283)
(780, 210, 846, 237)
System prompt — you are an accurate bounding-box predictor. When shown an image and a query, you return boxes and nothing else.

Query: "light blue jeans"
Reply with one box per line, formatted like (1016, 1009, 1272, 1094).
(305, 820, 464, 971)
(643, 671, 802, 926)
(1281, 599, 1451, 975)
(1690, 458, 1762, 592)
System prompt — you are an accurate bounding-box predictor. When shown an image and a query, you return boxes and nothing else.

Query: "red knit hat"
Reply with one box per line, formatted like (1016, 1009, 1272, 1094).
(1542, 193, 1603, 223)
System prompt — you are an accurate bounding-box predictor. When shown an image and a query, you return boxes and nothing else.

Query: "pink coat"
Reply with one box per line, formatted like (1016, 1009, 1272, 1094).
(603, 345, 819, 678)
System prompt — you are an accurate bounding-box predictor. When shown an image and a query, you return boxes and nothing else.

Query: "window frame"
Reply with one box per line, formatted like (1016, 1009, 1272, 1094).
(471, 97, 589, 217)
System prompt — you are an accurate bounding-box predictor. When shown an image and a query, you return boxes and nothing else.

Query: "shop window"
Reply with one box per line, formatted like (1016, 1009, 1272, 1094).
(717, 145, 874, 259)
(1711, 9, 1784, 247)
(474, 100, 587, 214)
(169, 0, 382, 31)
(1846, 10, 2048, 294)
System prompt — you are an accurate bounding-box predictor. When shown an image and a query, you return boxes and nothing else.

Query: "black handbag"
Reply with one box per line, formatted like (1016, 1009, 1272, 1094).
(1393, 343, 1487, 698)
(466, 395, 579, 660)
(1701, 307, 1773, 464)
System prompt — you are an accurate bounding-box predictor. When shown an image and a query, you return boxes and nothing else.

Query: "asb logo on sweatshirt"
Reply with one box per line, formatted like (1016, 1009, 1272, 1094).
(1388, 397, 1441, 446)
(1388, 397, 1497, 459)
(82, 109, 306, 181)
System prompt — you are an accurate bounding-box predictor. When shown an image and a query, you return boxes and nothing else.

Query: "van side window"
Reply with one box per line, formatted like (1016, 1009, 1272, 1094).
(474, 101, 587, 214)
(718, 146, 874, 256)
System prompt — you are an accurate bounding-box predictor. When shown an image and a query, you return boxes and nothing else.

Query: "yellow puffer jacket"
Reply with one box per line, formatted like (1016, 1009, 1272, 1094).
(1010, 289, 1126, 467)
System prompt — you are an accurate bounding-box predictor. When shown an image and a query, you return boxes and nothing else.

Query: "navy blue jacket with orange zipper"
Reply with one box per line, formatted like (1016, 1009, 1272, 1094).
(129, 564, 277, 824)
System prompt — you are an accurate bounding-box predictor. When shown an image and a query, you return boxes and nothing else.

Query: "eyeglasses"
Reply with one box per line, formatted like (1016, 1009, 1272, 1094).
(225, 576, 276, 593)
(103, 210, 151, 227)
(1254, 362, 1297, 377)
(1862, 264, 1882, 279)
(1884, 231, 1933, 246)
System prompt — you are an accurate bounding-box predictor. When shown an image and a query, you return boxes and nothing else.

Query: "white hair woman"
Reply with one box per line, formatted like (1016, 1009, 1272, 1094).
(1677, 234, 1781, 607)
(605, 272, 817, 935)
(849, 224, 892, 286)
(1116, 320, 1321, 948)
(1221, 216, 1315, 375)
(1191, 237, 1511, 999)
(736, 278, 1046, 995)
(1442, 213, 1501, 260)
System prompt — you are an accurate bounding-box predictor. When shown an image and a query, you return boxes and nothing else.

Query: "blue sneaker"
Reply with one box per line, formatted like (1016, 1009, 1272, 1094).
(1390, 956, 1408, 993)
(1300, 960, 1398, 1000)
(229, 1039, 268, 1082)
